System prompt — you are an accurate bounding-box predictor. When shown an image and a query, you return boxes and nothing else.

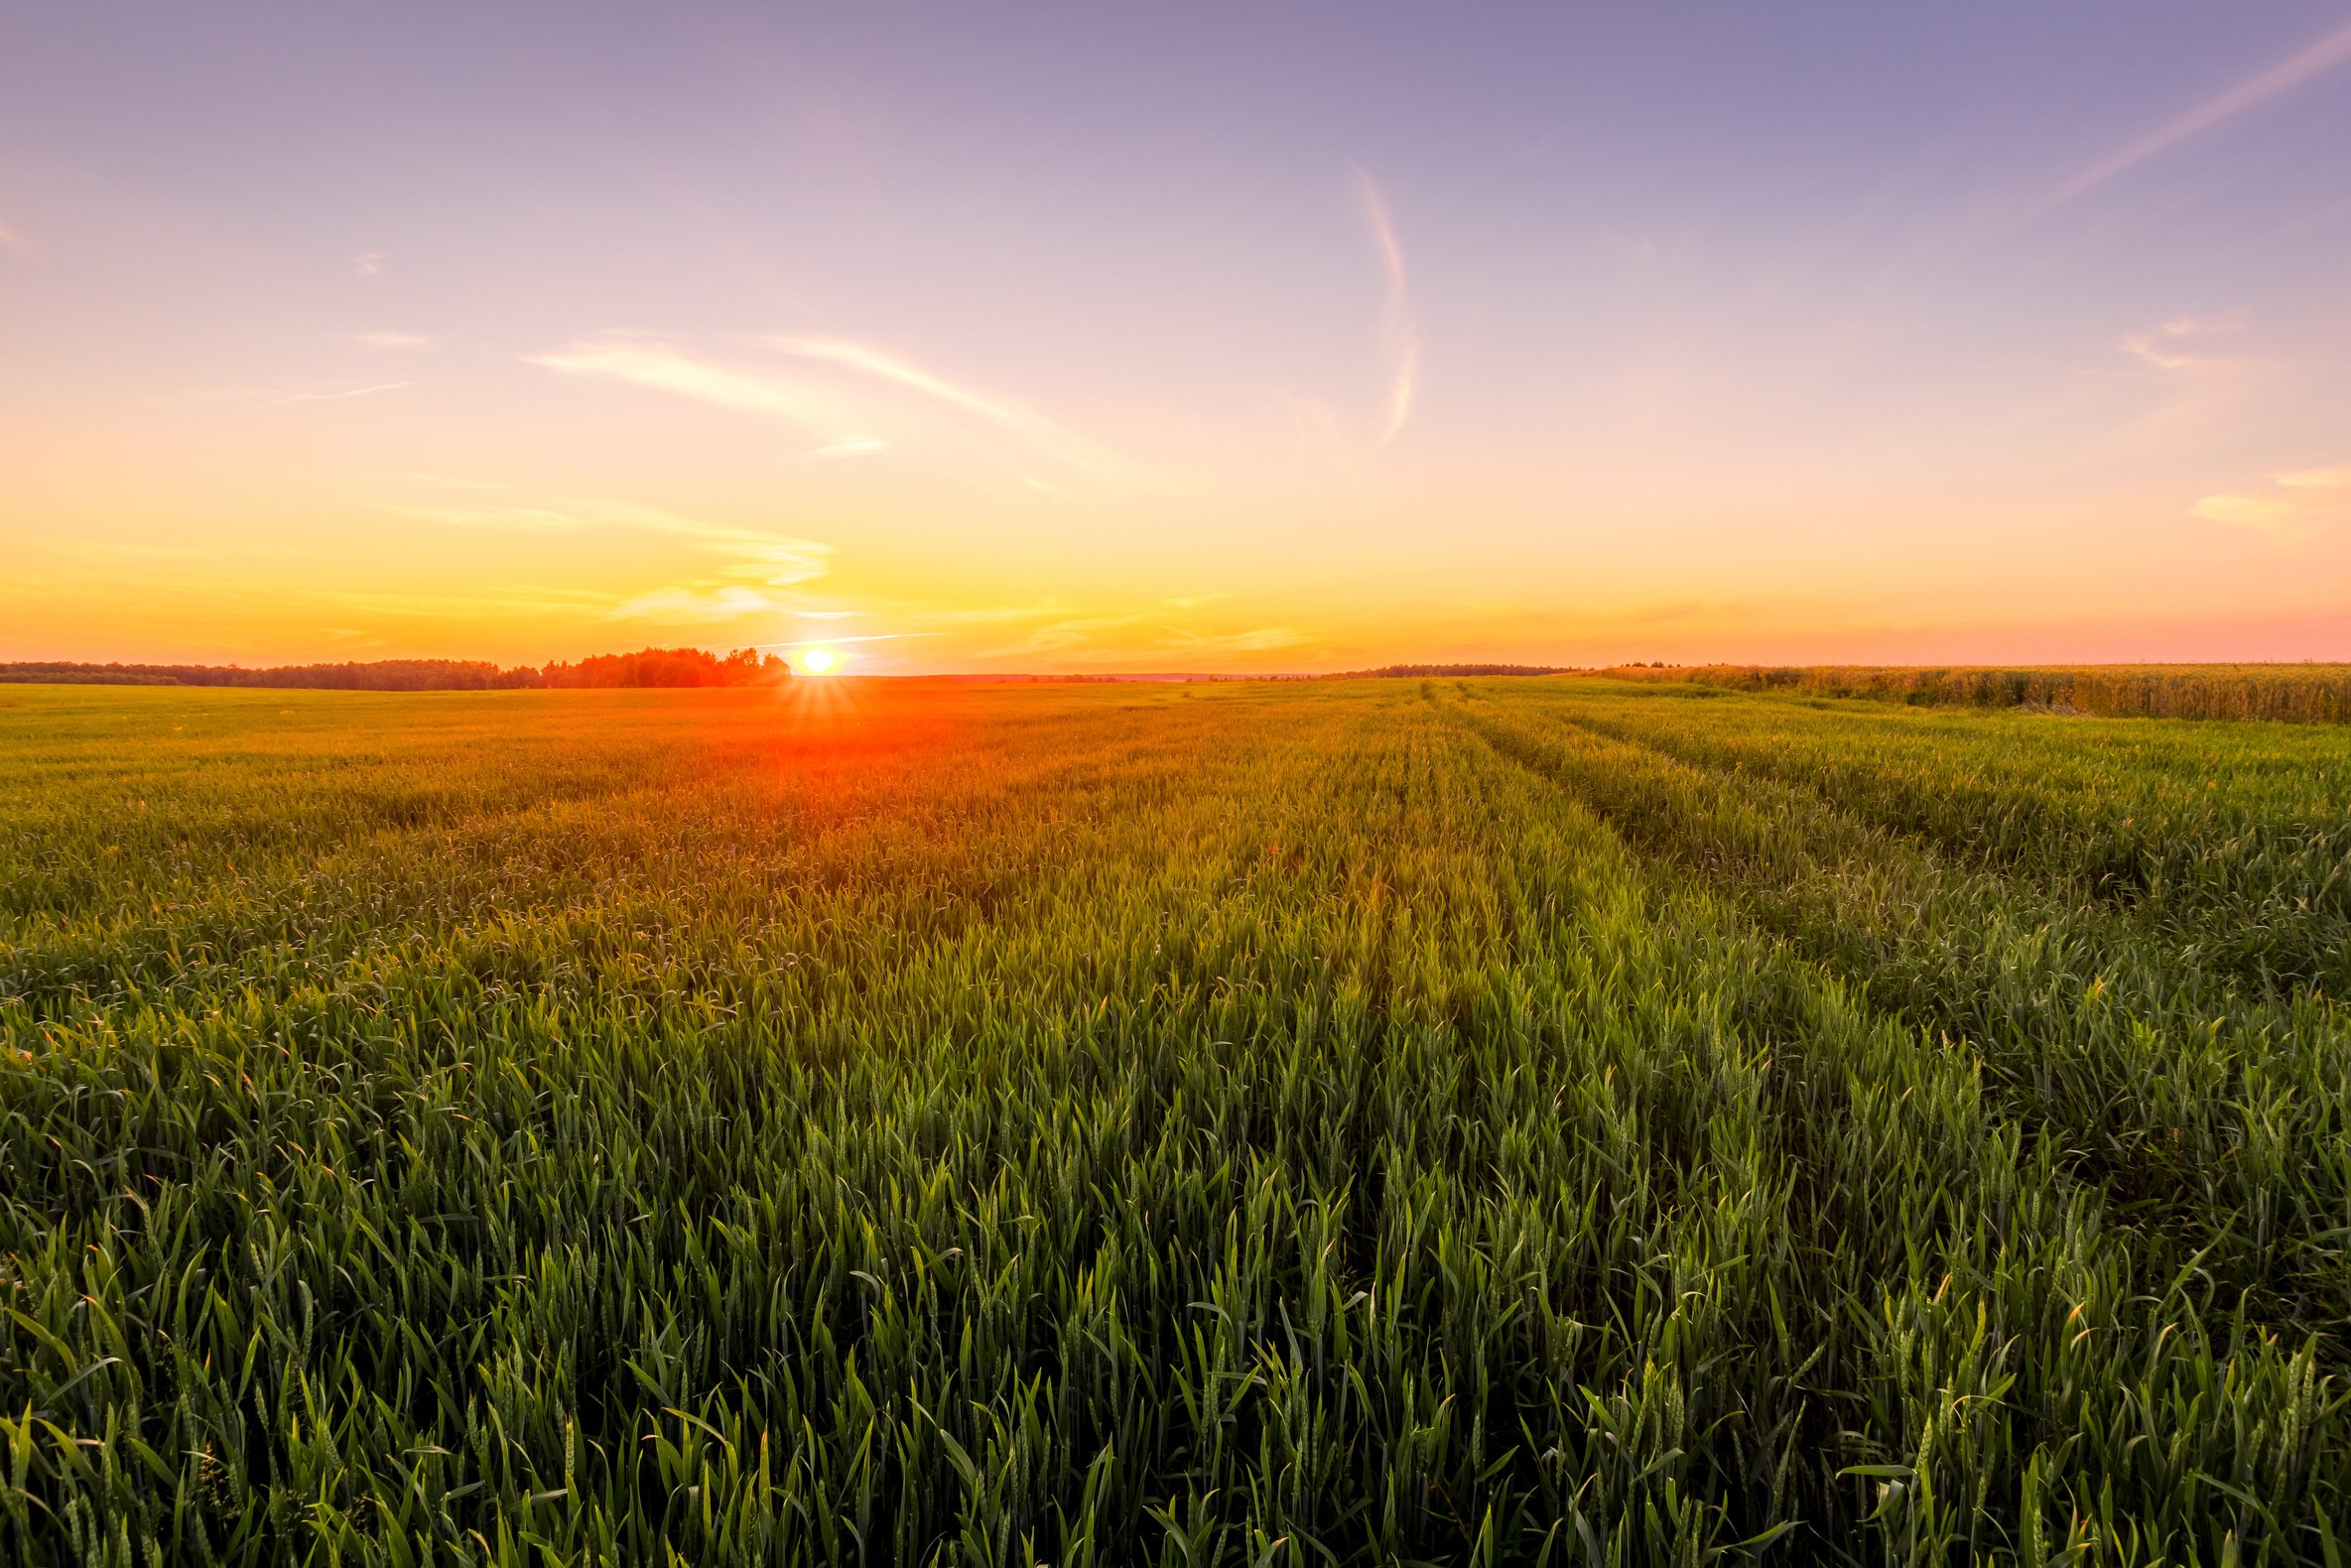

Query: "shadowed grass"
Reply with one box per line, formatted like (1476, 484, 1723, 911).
(2, 680, 2344, 1565)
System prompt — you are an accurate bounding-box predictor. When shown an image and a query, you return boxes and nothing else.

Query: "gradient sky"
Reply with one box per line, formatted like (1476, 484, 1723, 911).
(5, 4, 2351, 672)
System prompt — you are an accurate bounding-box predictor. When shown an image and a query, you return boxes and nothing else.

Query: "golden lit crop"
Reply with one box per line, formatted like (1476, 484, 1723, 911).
(2, 676, 2345, 1563)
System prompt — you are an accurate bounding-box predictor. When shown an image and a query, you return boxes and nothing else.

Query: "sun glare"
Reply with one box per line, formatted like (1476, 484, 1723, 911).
(800, 647, 841, 675)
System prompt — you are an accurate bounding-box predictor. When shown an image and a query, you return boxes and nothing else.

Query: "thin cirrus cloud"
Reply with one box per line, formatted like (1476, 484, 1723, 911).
(2048, 16, 2351, 207)
(1021, 620, 1300, 661)
(0, 218, 27, 254)
(604, 584, 788, 623)
(1354, 169, 1421, 444)
(2191, 467, 2351, 533)
(773, 338, 1038, 427)
(747, 630, 934, 652)
(766, 337, 1126, 476)
(530, 334, 1142, 484)
(526, 339, 888, 460)
(2117, 310, 2247, 371)
(391, 493, 833, 589)
(394, 492, 835, 627)
(962, 599, 1301, 662)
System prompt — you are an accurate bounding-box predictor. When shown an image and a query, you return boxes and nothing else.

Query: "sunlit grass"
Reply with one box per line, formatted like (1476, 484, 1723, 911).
(1, 678, 2344, 1564)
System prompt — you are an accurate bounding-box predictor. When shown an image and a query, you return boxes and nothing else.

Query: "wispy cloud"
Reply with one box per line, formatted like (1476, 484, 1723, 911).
(2051, 18, 2351, 207)
(1355, 169, 1422, 443)
(531, 340, 848, 427)
(1272, 390, 1348, 453)
(386, 487, 836, 628)
(0, 218, 27, 254)
(2191, 467, 2351, 533)
(2120, 337, 2194, 372)
(771, 336, 1137, 478)
(352, 330, 436, 351)
(937, 596, 1303, 664)
(531, 334, 1146, 483)
(2118, 309, 2247, 371)
(351, 251, 386, 277)
(527, 338, 889, 457)
(1172, 625, 1302, 654)
(750, 630, 929, 649)
(998, 618, 1302, 662)
(391, 491, 832, 587)
(775, 338, 1033, 427)
(605, 585, 789, 623)
(571, 506, 816, 581)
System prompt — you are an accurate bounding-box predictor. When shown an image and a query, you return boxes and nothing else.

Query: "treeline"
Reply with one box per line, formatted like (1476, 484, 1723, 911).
(0, 659, 538, 690)
(1601, 662, 2351, 723)
(1333, 663, 1573, 679)
(540, 647, 789, 688)
(1, 647, 792, 692)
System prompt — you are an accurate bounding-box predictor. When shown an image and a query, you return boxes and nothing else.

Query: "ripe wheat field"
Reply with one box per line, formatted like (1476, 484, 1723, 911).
(4, 677, 2348, 1566)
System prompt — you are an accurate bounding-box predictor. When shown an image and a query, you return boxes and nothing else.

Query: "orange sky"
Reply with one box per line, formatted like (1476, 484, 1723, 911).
(5, 7, 2350, 671)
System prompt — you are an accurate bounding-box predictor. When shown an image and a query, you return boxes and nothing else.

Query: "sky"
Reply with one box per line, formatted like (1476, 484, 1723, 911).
(4, 3, 2350, 673)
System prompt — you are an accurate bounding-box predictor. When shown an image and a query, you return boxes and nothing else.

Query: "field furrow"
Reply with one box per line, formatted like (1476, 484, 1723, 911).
(1531, 683, 2351, 998)
(1436, 685, 2351, 1347)
(3, 682, 2346, 1566)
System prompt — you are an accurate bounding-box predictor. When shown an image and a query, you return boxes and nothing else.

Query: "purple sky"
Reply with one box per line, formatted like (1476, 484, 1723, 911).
(5, 4, 2350, 668)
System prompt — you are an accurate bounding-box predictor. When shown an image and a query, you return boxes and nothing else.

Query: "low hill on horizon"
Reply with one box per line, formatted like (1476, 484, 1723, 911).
(0, 648, 792, 692)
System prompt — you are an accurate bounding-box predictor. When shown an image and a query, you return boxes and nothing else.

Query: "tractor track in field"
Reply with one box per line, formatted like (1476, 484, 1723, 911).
(8, 681, 2347, 1562)
(1429, 684, 2351, 1361)
(1527, 699, 2351, 1004)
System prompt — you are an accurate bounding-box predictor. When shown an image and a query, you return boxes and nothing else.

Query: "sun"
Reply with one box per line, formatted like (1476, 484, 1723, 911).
(799, 647, 841, 676)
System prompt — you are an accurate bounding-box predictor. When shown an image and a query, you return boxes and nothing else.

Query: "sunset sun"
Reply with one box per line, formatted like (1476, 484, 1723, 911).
(7, 6, 2350, 1550)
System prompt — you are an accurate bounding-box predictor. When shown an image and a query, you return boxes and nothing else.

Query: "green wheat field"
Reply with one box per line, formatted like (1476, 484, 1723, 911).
(5, 677, 2349, 1566)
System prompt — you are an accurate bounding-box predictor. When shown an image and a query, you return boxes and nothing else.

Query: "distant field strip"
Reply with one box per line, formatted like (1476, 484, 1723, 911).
(1602, 664, 2351, 724)
(1438, 683, 2351, 1340)
(2, 682, 2346, 1566)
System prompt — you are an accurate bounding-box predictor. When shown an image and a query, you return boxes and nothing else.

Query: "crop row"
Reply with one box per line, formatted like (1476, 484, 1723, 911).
(1, 683, 2343, 1564)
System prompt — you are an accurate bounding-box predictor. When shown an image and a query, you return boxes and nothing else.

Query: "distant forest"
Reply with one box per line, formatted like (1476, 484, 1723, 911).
(2, 655, 1596, 689)
(0, 647, 792, 691)
(1332, 663, 1574, 678)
